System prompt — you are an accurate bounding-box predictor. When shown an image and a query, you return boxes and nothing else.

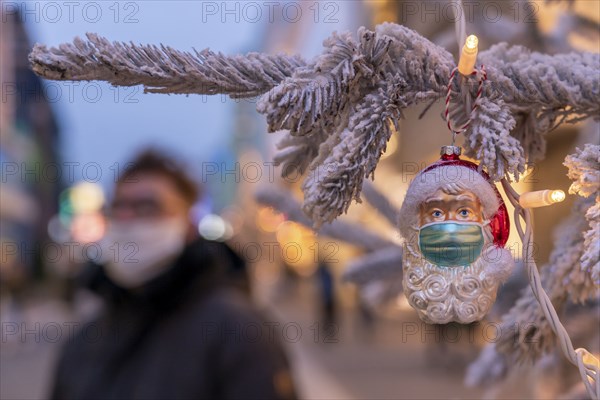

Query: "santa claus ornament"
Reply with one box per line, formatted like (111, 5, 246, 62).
(394, 54, 516, 324)
(398, 146, 514, 324)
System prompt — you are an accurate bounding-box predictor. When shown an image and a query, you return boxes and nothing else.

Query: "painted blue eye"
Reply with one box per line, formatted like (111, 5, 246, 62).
(459, 209, 470, 217)
(432, 210, 443, 217)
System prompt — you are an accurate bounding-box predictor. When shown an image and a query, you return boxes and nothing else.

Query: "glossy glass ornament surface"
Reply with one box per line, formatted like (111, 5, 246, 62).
(399, 149, 515, 324)
(425, 152, 510, 247)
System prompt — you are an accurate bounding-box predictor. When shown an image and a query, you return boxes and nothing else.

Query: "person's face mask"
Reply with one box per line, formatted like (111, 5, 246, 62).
(418, 221, 485, 267)
(100, 217, 188, 288)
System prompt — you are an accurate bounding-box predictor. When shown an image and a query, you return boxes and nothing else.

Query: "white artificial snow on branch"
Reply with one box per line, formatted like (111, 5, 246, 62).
(465, 95, 521, 180)
(30, 33, 305, 97)
(29, 23, 600, 226)
(564, 144, 600, 301)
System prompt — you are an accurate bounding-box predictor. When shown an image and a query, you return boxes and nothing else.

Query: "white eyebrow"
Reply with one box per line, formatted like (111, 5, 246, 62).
(455, 194, 477, 202)
(424, 196, 444, 203)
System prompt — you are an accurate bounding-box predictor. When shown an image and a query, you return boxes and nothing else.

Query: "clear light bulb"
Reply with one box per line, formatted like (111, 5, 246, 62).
(458, 35, 479, 75)
(519, 189, 567, 208)
(465, 35, 478, 51)
(550, 190, 565, 203)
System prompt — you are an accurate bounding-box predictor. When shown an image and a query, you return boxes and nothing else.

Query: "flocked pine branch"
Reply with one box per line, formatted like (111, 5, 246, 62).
(256, 182, 406, 314)
(301, 78, 406, 224)
(463, 94, 522, 180)
(30, 33, 305, 97)
(272, 131, 327, 177)
(564, 144, 600, 300)
(477, 43, 600, 170)
(254, 186, 393, 252)
(342, 246, 403, 286)
(29, 23, 600, 225)
(256, 183, 405, 308)
(478, 43, 599, 121)
(566, 144, 600, 198)
(467, 300, 600, 397)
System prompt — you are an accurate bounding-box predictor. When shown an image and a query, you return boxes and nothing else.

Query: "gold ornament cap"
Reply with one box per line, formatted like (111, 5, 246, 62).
(440, 145, 462, 156)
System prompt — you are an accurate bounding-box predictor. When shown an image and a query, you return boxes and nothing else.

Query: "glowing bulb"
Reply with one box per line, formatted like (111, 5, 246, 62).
(550, 190, 565, 203)
(465, 35, 478, 50)
(458, 34, 479, 76)
(519, 189, 566, 208)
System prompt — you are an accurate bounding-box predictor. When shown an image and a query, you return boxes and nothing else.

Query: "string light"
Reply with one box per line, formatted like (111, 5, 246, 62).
(458, 34, 479, 75)
(519, 189, 566, 208)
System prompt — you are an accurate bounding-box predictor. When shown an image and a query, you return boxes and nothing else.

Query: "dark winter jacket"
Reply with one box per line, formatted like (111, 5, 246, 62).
(50, 238, 296, 400)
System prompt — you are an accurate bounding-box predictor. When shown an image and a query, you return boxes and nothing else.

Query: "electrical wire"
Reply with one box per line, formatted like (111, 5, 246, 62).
(501, 179, 599, 400)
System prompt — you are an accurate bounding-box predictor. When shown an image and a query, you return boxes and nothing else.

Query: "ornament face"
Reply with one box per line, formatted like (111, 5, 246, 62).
(418, 189, 486, 267)
(398, 150, 515, 324)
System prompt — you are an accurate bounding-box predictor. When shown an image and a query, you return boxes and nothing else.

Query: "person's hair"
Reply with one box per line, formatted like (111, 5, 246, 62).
(118, 149, 200, 206)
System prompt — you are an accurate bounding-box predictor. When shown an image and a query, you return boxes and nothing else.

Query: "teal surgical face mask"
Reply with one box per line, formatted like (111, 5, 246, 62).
(418, 221, 485, 267)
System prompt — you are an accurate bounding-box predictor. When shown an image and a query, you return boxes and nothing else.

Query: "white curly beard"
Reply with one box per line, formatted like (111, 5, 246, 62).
(402, 243, 515, 324)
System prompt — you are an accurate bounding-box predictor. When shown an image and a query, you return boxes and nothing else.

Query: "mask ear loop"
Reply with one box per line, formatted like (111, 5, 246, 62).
(501, 179, 599, 400)
(481, 221, 494, 245)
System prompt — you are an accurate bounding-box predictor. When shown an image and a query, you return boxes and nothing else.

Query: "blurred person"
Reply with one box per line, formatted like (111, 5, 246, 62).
(50, 150, 296, 400)
(316, 260, 336, 337)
